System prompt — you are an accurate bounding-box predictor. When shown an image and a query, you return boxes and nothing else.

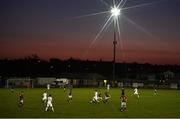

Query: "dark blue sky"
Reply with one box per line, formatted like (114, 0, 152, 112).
(0, 0, 180, 64)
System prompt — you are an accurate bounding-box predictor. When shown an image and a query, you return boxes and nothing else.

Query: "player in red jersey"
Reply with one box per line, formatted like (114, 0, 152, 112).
(67, 89, 72, 103)
(120, 89, 127, 112)
(103, 91, 111, 103)
(18, 91, 24, 107)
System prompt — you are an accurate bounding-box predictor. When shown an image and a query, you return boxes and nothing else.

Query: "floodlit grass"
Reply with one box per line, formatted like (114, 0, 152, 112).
(0, 88, 180, 118)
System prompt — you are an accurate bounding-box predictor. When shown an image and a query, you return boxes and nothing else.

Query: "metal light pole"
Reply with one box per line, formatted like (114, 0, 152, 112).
(113, 19, 117, 81)
(111, 7, 120, 81)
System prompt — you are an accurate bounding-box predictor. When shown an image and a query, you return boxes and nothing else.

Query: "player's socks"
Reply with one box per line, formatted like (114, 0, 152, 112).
(45, 107, 48, 111)
(52, 107, 54, 112)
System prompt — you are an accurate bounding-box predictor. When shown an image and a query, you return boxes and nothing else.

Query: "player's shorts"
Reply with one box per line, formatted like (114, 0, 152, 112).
(43, 97, 47, 100)
(134, 92, 138, 95)
(20, 99, 23, 103)
(121, 102, 126, 107)
(47, 102, 53, 107)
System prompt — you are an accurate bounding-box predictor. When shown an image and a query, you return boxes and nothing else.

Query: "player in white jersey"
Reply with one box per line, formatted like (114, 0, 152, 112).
(134, 88, 139, 98)
(154, 88, 157, 95)
(107, 84, 110, 91)
(42, 91, 47, 103)
(45, 95, 54, 112)
(91, 90, 98, 103)
(47, 84, 50, 90)
(94, 90, 98, 101)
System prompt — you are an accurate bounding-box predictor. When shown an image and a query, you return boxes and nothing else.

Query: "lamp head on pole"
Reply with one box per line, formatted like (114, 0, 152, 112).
(111, 7, 121, 17)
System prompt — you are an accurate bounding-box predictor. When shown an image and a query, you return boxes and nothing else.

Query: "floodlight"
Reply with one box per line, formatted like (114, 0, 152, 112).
(111, 7, 121, 17)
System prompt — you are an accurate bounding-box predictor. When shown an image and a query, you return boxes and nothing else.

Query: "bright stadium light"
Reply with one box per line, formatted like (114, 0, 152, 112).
(111, 7, 121, 17)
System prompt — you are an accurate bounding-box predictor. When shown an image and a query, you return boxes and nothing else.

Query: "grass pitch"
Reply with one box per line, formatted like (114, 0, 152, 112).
(0, 88, 180, 118)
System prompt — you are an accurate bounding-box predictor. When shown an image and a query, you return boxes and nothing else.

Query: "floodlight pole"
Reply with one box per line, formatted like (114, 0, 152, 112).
(113, 18, 117, 81)
(111, 6, 120, 81)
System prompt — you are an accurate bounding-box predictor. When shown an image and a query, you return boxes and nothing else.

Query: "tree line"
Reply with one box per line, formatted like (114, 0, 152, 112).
(0, 56, 180, 81)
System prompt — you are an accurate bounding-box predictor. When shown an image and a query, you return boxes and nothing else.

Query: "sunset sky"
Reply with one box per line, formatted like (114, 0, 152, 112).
(0, 0, 180, 64)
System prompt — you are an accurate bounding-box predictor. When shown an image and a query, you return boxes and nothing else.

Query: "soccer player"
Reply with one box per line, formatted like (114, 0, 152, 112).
(154, 88, 157, 95)
(107, 84, 110, 92)
(18, 91, 24, 107)
(45, 94, 54, 112)
(67, 90, 72, 103)
(134, 88, 139, 98)
(91, 90, 98, 103)
(42, 91, 48, 103)
(97, 91, 102, 102)
(10, 86, 14, 93)
(103, 91, 111, 103)
(47, 84, 50, 90)
(120, 91, 127, 112)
